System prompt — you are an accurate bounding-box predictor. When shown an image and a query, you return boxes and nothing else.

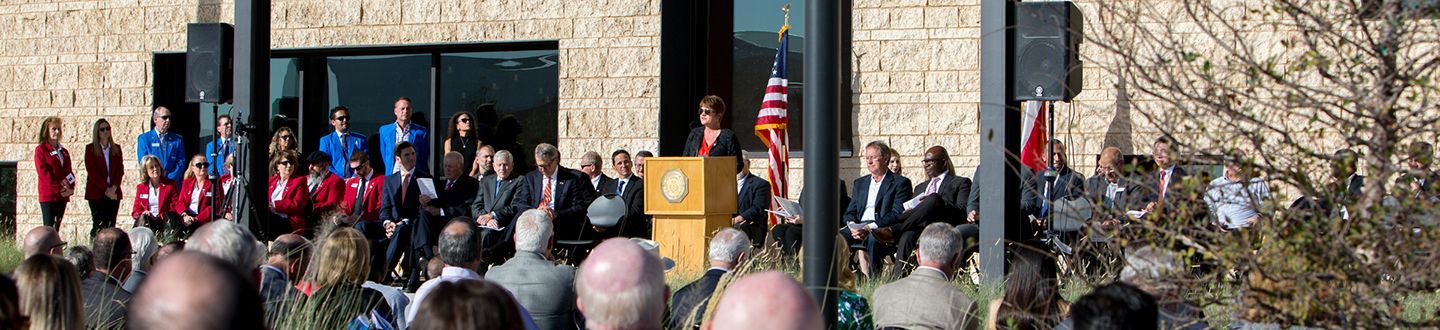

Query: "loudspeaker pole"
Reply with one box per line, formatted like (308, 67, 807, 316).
(235, 0, 270, 238)
(978, 0, 1020, 286)
(803, 0, 840, 325)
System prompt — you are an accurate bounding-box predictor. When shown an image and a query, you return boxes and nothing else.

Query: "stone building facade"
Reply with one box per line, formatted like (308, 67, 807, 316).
(0, 0, 1136, 240)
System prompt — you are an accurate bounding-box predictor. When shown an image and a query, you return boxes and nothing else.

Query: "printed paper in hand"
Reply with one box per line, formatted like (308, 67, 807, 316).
(416, 178, 438, 199)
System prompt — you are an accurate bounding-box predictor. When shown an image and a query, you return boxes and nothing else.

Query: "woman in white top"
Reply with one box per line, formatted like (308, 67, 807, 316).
(131, 155, 180, 234)
(175, 154, 222, 235)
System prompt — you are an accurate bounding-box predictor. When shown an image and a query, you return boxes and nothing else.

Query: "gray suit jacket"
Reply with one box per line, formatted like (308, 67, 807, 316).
(488, 251, 578, 330)
(872, 268, 980, 330)
(471, 174, 526, 226)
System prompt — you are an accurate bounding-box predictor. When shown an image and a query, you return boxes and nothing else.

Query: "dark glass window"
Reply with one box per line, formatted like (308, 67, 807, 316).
(326, 54, 434, 169)
(439, 50, 560, 173)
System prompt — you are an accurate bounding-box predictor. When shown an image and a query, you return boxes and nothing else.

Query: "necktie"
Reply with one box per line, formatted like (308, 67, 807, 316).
(495, 180, 503, 196)
(540, 176, 553, 207)
(401, 174, 410, 203)
(446, 180, 455, 191)
(1159, 170, 1170, 201)
(926, 177, 941, 195)
(617, 180, 626, 196)
(353, 178, 367, 215)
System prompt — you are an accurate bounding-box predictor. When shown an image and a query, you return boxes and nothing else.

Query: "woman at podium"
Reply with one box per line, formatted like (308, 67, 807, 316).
(682, 95, 742, 157)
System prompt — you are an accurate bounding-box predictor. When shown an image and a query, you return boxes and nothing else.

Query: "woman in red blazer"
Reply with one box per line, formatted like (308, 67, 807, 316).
(269, 150, 310, 237)
(85, 118, 124, 237)
(35, 116, 75, 230)
(175, 154, 222, 235)
(132, 155, 180, 235)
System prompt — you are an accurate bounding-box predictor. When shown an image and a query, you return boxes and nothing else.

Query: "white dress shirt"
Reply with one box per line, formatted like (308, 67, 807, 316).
(861, 174, 885, 226)
(147, 184, 162, 216)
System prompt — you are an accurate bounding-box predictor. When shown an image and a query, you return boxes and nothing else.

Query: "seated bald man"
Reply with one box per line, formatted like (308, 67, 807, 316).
(576, 238, 669, 330)
(702, 271, 824, 330)
(129, 251, 264, 329)
(22, 225, 66, 258)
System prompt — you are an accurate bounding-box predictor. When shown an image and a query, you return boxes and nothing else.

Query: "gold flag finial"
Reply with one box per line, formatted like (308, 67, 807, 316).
(783, 4, 791, 27)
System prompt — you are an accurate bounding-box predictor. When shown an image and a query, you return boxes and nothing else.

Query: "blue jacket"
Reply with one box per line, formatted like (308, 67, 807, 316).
(136, 130, 186, 182)
(318, 131, 368, 178)
(204, 136, 237, 177)
(378, 123, 429, 174)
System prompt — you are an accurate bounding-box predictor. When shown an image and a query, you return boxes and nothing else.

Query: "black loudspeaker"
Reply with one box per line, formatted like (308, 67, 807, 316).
(1014, 1, 1083, 101)
(186, 23, 234, 103)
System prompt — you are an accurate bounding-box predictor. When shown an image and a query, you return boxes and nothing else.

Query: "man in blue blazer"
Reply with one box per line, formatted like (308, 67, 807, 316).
(379, 97, 430, 175)
(379, 141, 432, 289)
(318, 106, 369, 178)
(841, 141, 913, 277)
(204, 114, 239, 178)
(513, 143, 597, 243)
(137, 106, 187, 181)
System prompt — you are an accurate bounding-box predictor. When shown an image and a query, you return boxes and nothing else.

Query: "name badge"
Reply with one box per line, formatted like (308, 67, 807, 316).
(139, 194, 148, 198)
(351, 183, 359, 188)
(151, 143, 160, 147)
(205, 193, 213, 197)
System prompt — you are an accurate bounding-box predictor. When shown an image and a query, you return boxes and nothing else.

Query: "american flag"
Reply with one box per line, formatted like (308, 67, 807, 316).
(754, 23, 791, 227)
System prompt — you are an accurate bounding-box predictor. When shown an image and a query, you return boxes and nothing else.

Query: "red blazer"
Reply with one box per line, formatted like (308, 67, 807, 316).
(83, 143, 124, 201)
(342, 173, 386, 222)
(131, 180, 179, 220)
(269, 175, 310, 234)
(174, 176, 222, 224)
(310, 173, 346, 216)
(35, 143, 74, 203)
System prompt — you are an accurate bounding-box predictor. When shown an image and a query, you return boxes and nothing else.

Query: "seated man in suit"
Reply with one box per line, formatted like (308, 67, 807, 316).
(841, 141, 913, 278)
(1142, 136, 1189, 214)
(412, 152, 480, 272)
(596, 149, 648, 239)
(380, 141, 432, 290)
(579, 151, 614, 194)
(872, 223, 981, 329)
(513, 143, 597, 243)
(470, 150, 526, 263)
(1086, 147, 1146, 224)
(343, 151, 386, 237)
(733, 154, 771, 247)
(487, 209, 579, 330)
(305, 152, 347, 224)
(669, 228, 749, 329)
(770, 180, 850, 256)
(872, 146, 972, 268)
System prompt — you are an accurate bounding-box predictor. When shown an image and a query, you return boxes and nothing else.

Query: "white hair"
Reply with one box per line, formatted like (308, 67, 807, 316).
(576, 240, 667, 328)
(190, 221, 263, 271)
(917, 223, 963, 267)
(514, 209, 553, 253)
(494, 150, 514, 163)
(128, 227, 158, 272)
(708, 227, 750, 263)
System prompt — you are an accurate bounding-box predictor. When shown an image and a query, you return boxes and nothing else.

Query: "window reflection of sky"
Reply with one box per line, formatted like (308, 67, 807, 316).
(734, 0, 805, 36)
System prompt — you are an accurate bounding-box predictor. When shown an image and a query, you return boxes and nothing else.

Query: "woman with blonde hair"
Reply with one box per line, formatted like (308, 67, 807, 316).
(175, 154, 222, 235)
(16, 254, 85, 330)
(131, 155, 180, 234)
(290, 227, 393, 329)
(35, 116, 75, 231)
(269, 126, 298, 156)
(85, 118, 125, 237)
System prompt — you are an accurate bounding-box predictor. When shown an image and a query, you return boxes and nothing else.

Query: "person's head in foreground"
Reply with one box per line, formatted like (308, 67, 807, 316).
(702, 271, 823, 330)
(189, 220, 263, 272)
(409, 279, 525, 330)
(21, 225, 65, 258)
(16, 254, 84, 330)
(128, 252, 264, 330)
(575, 238, 669, 330)
(1071, 282, 1159, 330)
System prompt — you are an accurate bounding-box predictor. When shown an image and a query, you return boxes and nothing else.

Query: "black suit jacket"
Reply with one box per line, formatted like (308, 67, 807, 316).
(380, 170, 432, 222)
(590, 175, 616, 194)
(430, 175, 480, 218)
(596, 175, 648, 238)
(514, 167, 597, 240)
(735, 174, 772, 226)
(1085, 174, 1146, 214)
(844, 171, 914, 228)
(911, 173, 972, 215)
(682, 127, 742, 157)
(1142, 165, 1189, 204)
(471, 174, 525, 226)
(667, 268, 727, 330)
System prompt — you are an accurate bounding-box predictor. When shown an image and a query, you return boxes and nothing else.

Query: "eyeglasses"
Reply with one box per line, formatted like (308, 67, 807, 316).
(98, 127, 111, 132)
(459, 118, 471, 123)
(278, 161, 292, 166)
(334, 116, 350, 121)
(921, 158, 941, 164)
(698, 108, 717, 115)
(279, 135, 293, 140)
(194, 163, 210, 168)
(158, 115, 171, 120)
(581, 164, 594, 168)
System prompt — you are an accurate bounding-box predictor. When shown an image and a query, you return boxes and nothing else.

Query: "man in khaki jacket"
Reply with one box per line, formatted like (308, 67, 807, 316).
(872, 222, 982, 330)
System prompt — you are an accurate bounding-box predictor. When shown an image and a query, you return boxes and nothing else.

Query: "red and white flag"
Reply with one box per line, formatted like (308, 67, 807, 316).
(1020, 101, 1048, 171)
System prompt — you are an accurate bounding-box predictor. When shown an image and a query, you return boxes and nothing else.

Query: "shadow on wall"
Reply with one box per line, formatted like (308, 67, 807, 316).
(1102, 74, 1135, 154)
(197, 0, 223, 23)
